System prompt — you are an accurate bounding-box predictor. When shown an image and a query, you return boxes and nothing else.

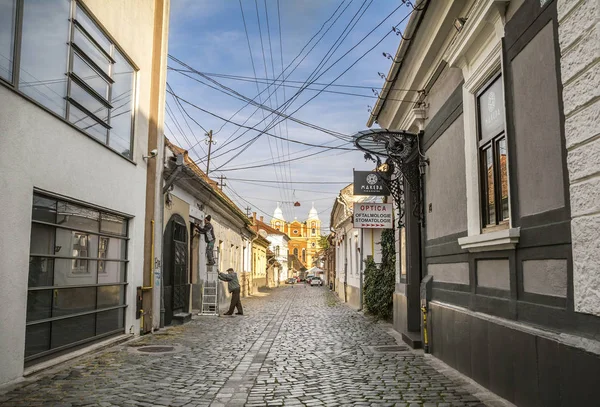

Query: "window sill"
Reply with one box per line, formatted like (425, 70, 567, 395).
(458, 227, 520, 253)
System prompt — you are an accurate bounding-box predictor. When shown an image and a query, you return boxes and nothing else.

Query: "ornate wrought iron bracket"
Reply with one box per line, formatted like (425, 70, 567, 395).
(353, 129, 429, 228)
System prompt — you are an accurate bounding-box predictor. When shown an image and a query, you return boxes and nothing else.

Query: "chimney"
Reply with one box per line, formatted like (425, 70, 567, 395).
(260, 216, 264, 222)
(252, 212, 257, 220)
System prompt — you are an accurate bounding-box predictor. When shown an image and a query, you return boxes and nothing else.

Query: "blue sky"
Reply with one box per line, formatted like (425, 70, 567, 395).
(167, 0, 412, 230)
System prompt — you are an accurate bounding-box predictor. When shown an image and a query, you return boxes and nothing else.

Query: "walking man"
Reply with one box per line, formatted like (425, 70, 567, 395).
(218, 268, 243, 316)
(197, 215, 216, 265)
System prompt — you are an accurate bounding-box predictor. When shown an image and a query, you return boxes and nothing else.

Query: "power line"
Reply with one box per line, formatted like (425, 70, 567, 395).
(277, 0, 295, 218)
(218, 149, 354, 172)
(168, 67, 419, 101)
(226, 177, 350, 184)
(167, 67, 357, 140)
(237, 1, 418, 156)
(167, 82, 209, 135)
(225, 184, 274, 220)
(217, 1, 410, 172)
(209, 0, 348, 143)
(203, 0, 357, 166)
(253, 0, 288, 212)
(165, 89, 355, 151)
(227, 179, 341, 195)
(190, 71, 419, 91)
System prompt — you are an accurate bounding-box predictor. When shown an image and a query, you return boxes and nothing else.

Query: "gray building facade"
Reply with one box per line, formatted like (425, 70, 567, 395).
(368, 0, 600, 405)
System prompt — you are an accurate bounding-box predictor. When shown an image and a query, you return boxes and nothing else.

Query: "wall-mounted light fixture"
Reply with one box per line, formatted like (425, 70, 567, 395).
(454, 17, 467, 32)
(143, 149, 158, 160)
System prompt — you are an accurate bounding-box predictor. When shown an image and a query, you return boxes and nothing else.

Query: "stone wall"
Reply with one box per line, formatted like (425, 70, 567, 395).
(558, 0, 600, 316)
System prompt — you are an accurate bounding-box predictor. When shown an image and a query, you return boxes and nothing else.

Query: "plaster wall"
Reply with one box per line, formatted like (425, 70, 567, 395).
(558, 0, 600, 316)
(0, 0, 161, 385)
(476, 259, 510, 290)
(506, 0, 526, 21)
(425, 116, 468, 240)
(427, 263, 470, 285)
(523, 259, 568, 298)
(512, 22, 565, 216)
(424, 66, 464, 128)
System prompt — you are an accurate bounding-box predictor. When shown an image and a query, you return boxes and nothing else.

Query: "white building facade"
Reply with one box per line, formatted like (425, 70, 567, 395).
(0, 0, 170, 386)
(331, 184, 383, 309)
(163, 142, 254, 315)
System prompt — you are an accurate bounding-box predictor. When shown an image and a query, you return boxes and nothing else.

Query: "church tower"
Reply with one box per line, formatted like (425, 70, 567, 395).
(270, 202, 285, 232)
(305, 203, 321, 268)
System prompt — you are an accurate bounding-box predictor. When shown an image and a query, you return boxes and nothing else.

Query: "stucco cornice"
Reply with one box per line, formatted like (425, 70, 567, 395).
(443, 0, 508, 69)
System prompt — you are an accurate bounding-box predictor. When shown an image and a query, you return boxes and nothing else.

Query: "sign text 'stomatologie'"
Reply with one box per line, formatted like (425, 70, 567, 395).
(353, 203, 393, 229)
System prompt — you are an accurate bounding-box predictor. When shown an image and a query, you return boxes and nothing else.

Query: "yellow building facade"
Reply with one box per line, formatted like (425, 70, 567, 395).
(271, 203, 321, 268)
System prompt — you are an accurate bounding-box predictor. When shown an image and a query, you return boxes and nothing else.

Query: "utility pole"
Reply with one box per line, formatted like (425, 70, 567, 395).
(219, 175, 226, 190)
(245, 206, 252, 217)
(205, 130, 215, 175)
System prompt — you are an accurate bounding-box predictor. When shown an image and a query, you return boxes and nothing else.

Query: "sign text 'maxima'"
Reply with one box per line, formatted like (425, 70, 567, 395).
(359, 204, 388, 211)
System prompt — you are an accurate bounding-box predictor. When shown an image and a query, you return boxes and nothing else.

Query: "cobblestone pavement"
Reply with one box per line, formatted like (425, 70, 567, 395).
(1, 286, 496, 407)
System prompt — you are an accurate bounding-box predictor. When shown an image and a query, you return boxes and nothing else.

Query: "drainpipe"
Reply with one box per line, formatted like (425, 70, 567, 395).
(358, 228, 364, 311)
(344, 234, 348, 303)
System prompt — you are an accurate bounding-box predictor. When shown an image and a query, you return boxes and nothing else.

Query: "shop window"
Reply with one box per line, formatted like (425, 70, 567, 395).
(26, 192, 129, 361)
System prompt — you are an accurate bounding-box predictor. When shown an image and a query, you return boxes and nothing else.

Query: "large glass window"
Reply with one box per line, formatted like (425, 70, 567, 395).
(3, 0, 137, 159)
(25, 193, 129, 361)
(477, 75, 509, 229)
(19, 0, 71, 116)
(0, 0, 17, 82)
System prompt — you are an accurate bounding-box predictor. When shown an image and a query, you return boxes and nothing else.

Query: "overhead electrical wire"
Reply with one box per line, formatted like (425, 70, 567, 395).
(186, 71, 419, 91)
(248, 2, 413, 137)
(227, 179, 343, 195)
(225, 184, 274, 220)
(210, 0, 348, 143)
(165, 90, 356, 151)
(264, 0, 294, 212)
(167, 67, 354, 140)
(253, 0, 289, 212)
(166, 1, 369, 168)
(226, 177, 351, 184)
(207, 0, 357, 168)
(213, 1, 411, 172)
(217, 149, 354, 172)
(277, 0, 294, 218)
(168, 68, 418, 101)
(167, 2, 418, 175)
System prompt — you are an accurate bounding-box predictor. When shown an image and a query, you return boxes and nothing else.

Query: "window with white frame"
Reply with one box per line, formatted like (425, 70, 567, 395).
(477, 75, 509, 229)
(1, 0, 136, 159)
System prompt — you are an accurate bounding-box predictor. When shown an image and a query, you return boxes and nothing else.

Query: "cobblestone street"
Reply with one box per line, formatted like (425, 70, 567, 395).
(1, 286, 503, 407)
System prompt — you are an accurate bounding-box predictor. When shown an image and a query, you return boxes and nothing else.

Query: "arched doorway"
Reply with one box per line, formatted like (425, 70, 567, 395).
(163, 214, 189, 326)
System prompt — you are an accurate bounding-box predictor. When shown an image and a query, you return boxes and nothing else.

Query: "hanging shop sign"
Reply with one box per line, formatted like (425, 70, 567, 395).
(353, 171, 390, 196)
(353, 203, 393, 229)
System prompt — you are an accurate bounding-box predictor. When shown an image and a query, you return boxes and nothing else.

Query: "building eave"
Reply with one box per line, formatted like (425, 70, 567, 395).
(366, 0, 430, 127)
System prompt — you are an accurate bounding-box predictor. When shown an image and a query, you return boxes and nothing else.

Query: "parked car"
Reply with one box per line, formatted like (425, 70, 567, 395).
(285, 278, 296, 284)
(305, 276, 314, 284)
(310, 277, 323, 286)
